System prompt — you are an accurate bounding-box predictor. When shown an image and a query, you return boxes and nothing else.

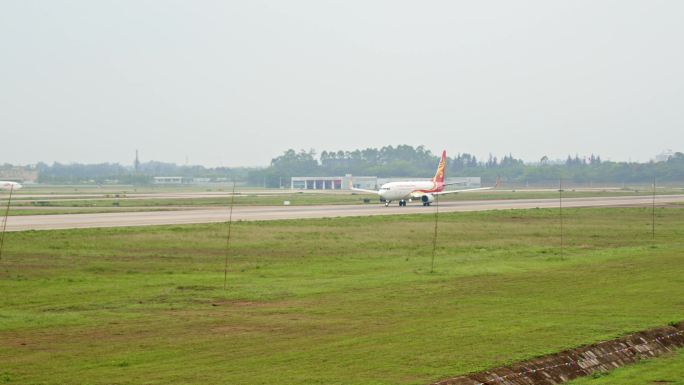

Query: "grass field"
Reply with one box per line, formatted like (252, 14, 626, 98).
(1, 207, 683, 384)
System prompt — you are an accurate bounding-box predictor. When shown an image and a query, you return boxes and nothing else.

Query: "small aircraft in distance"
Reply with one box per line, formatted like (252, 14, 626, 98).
(351, 150, 496, 207)
(0, 181, 23, 191)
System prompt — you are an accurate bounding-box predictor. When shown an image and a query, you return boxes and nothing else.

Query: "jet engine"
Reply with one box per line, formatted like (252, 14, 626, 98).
(421, 194, 435, 204)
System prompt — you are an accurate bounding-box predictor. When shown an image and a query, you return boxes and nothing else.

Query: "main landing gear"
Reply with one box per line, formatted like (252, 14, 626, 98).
(422, 202, 431, 206)
(383, 200, 409, 207)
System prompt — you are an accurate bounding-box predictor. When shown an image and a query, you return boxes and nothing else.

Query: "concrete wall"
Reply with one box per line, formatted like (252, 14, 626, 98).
(432, 321, 684, 385)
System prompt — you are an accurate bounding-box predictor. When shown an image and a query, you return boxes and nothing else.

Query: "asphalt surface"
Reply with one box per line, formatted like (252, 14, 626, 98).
(3, 194, 683, 232)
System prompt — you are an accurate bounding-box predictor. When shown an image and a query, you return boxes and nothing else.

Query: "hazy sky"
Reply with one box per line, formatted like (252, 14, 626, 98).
(2, 1, 683, 167)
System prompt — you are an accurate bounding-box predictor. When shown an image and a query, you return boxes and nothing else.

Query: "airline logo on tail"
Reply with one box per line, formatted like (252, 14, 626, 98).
(432, 150, 446, 184)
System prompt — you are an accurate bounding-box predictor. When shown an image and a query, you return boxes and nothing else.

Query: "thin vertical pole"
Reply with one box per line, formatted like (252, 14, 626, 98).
(0, 184, 15, 262)
(223, 181, 237, 290)
(652, 177, 656, 240)
(430, 195, 439, 273)
(559, 178, 563, 261)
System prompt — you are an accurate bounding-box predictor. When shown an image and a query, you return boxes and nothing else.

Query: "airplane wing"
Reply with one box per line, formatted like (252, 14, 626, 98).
(433, 186, 493, 195)
(348, 179, 379, 194)
(434, 177, 500, 195)
(351, 187, 380, 194)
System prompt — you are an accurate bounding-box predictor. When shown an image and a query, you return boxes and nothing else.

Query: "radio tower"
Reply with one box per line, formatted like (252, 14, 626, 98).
(134, 149, 140, 172)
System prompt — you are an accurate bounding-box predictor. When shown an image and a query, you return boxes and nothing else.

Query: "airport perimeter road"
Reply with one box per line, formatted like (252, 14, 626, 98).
(4, 195, 684, 232)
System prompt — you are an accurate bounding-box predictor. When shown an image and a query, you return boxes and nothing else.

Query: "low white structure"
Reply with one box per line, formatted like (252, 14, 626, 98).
(153, 176, 187, 184)
(655, 149, 675, 162)
(291, 175, 377, 190)
(153, 177, 219, 185)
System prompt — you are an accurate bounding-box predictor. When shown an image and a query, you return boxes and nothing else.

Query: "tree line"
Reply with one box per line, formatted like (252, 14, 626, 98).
(33, 161, 251, 184)
(250, 146, 684, 187)
(14, 145, 684, 186)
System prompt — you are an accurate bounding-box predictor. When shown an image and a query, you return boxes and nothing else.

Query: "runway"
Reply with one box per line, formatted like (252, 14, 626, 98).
(4, 194, 684, 232)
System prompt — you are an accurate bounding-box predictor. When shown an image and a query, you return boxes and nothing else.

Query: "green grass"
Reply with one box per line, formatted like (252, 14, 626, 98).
(1, 207, 683, 384)
(567, 350, 684, 384)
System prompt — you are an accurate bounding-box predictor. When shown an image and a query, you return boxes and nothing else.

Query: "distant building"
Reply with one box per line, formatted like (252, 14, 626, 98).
(153, 177, 224, 185)
(0, 165, 38, 183)
(290, 175, 481, 190)
(655, 149, 675, 162)
(153, 176, 187, 184)
(291, 175, 377, 190)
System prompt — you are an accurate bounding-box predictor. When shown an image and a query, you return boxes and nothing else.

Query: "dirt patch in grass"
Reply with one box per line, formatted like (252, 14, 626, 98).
(211, 324, 285, 334)
(207, 300, 271, 308)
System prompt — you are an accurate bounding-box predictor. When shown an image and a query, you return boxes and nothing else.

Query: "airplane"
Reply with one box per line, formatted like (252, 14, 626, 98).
(350, 150, 495, 207)
(0, 181, 23, 191)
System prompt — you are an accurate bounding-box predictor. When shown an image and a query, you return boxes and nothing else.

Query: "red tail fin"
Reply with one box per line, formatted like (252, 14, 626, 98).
(433, 150, 446, 183)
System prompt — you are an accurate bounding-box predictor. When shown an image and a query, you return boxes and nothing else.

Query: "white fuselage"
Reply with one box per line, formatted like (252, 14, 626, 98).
(378, 181, 441, 201)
